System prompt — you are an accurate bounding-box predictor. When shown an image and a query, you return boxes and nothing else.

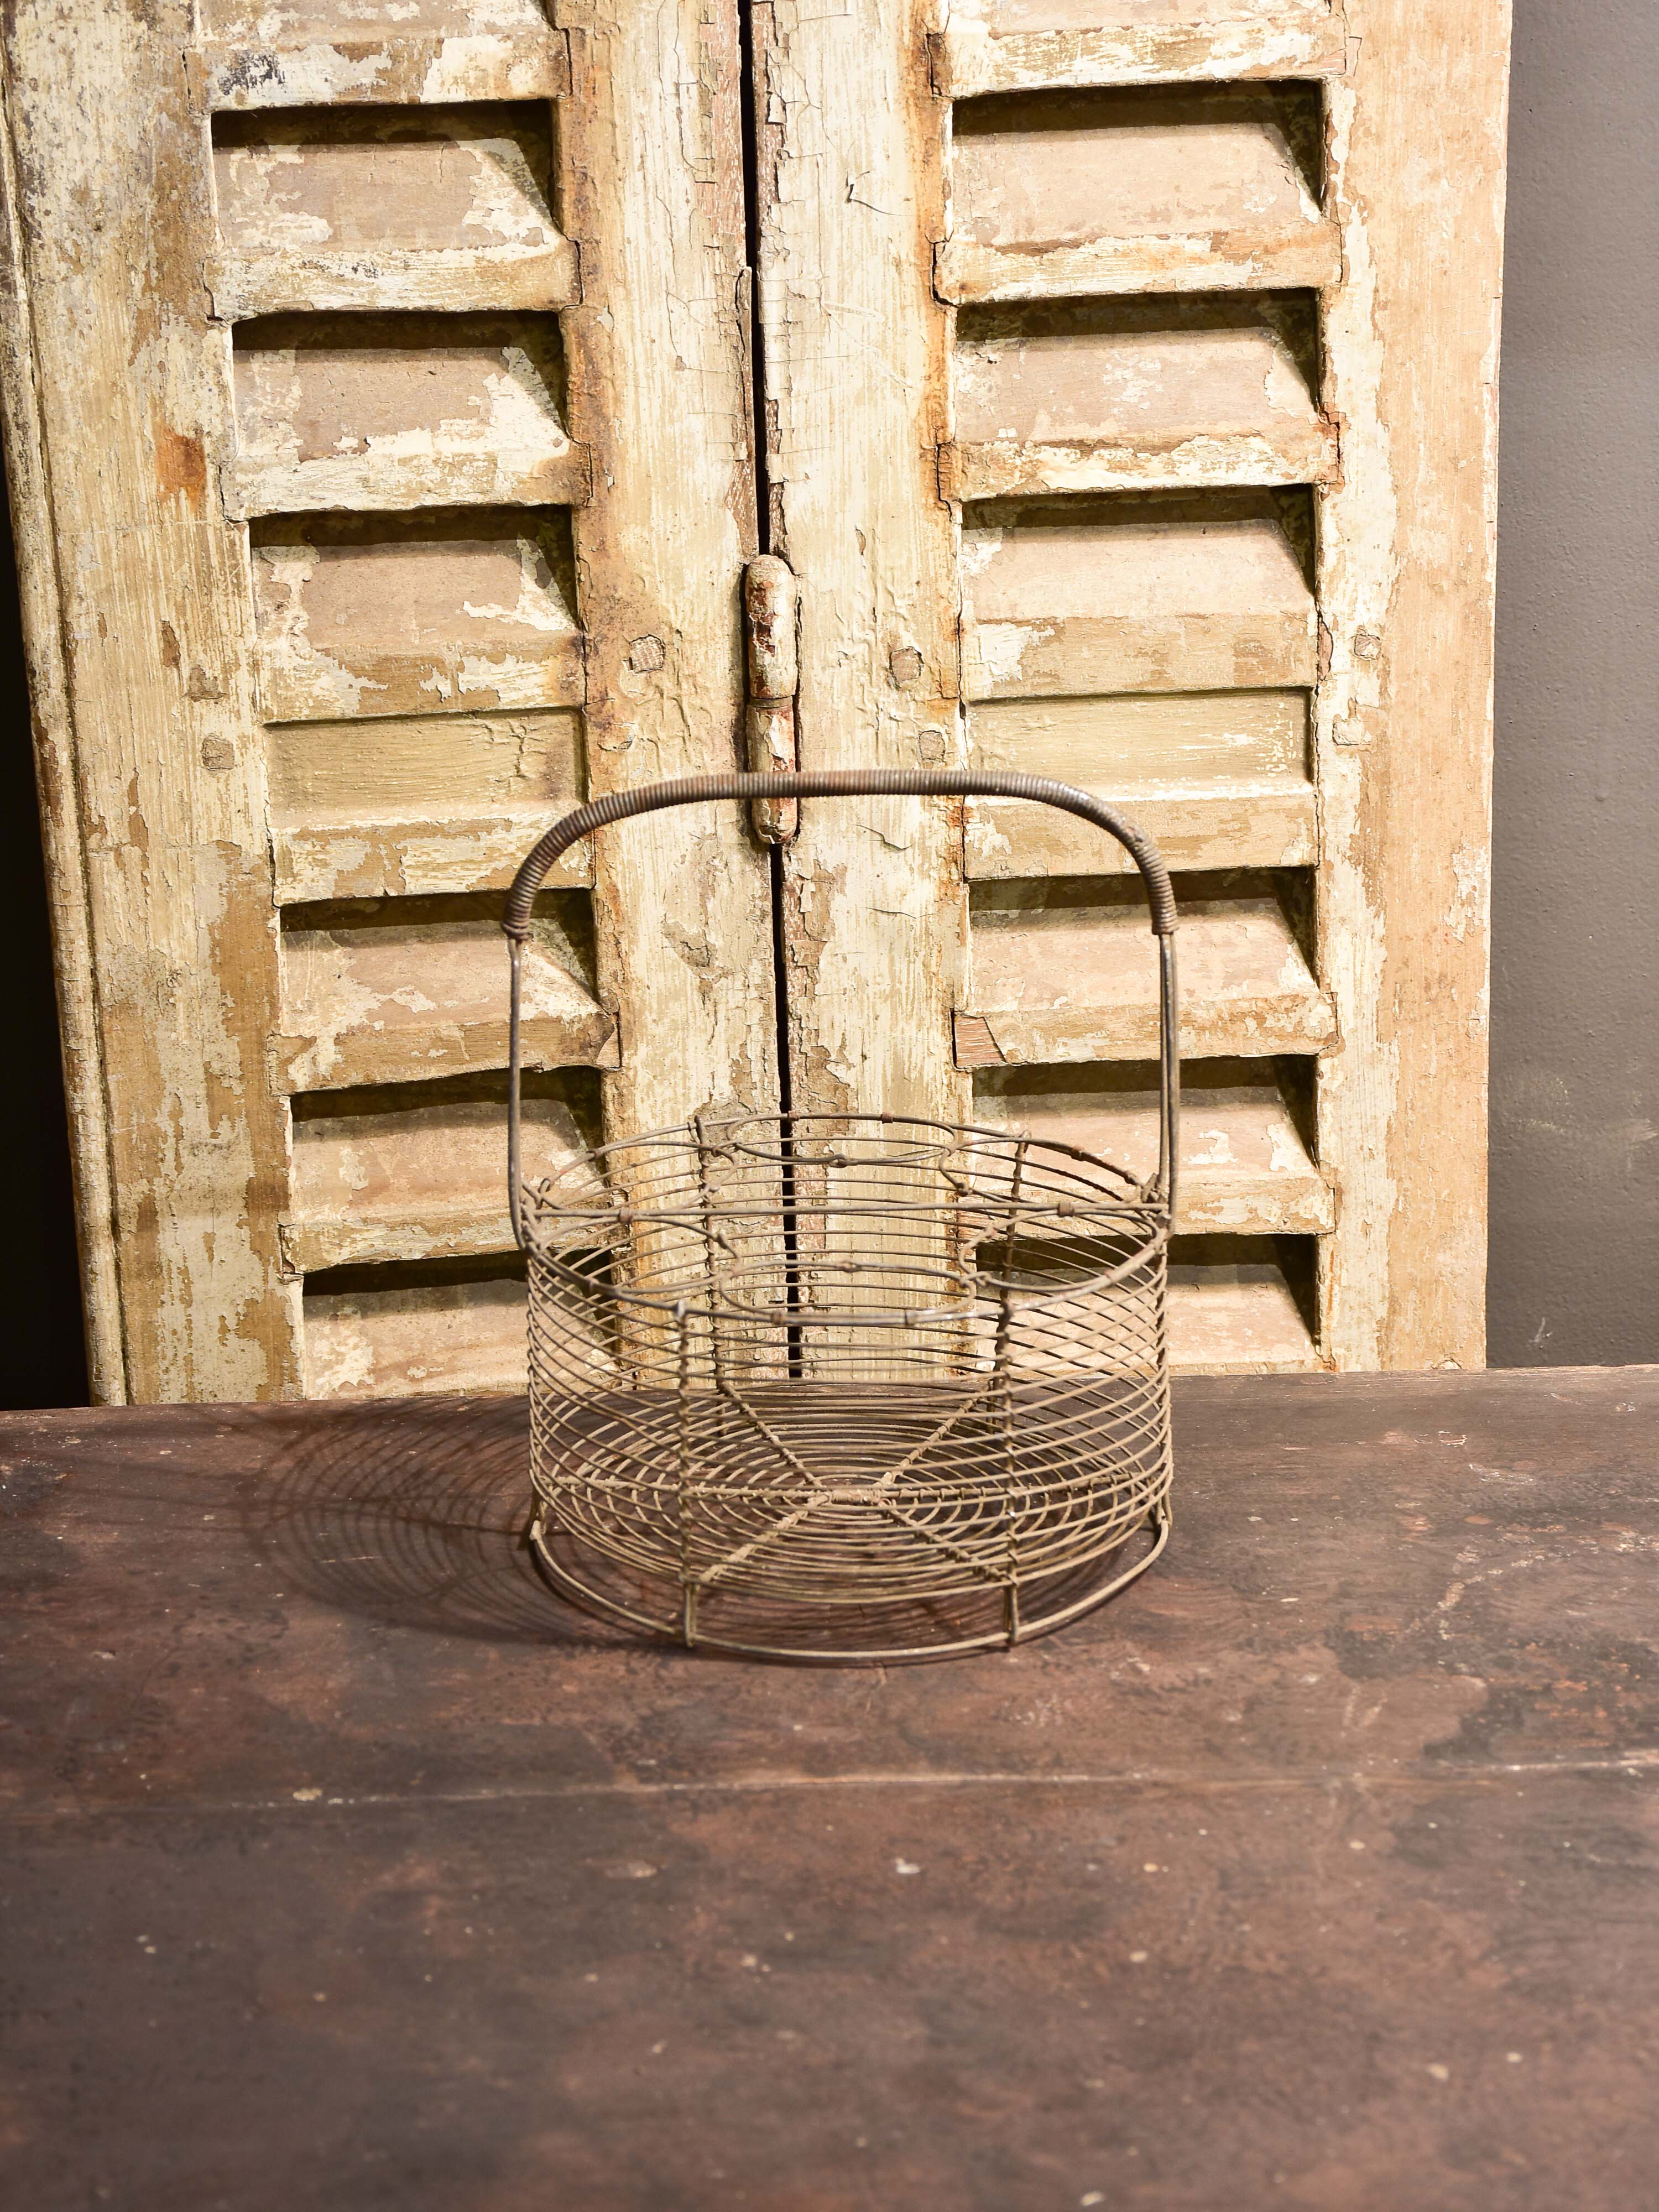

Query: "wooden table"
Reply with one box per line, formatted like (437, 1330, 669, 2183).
(4, 1368, 1656, 2210)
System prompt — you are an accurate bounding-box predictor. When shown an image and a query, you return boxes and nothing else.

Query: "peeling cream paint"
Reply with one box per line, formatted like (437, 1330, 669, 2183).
(230, 333, 576, 523)
(0, 0, 1505, 1400)
(935, 11, 1351, 100)
(1448, 839, 1490, 946)
(1311, 5, 1504, 1368)
(968, 619, 1038, 688)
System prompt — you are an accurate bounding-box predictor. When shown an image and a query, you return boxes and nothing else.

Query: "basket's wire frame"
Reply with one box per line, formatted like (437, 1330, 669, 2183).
(502, 769, 1180, 1661)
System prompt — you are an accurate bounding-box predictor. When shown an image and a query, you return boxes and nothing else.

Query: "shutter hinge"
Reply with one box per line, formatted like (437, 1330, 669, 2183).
(743, 555, 799, 845)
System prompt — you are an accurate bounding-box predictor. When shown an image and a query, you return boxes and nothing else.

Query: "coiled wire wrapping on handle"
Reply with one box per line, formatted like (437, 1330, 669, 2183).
(502, 768, 1180, 1661)
(505, 769, 1179, 1240)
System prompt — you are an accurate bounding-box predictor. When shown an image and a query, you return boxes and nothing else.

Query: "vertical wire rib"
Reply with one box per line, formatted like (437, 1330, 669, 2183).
(996, 1138, 1028, 1644)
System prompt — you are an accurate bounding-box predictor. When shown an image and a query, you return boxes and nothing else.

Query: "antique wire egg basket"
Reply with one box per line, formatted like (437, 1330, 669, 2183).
(502, 769, 1180, 1662)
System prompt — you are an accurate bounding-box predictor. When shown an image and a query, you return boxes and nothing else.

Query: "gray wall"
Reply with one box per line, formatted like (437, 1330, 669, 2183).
(1488, 0, 1659, 1364)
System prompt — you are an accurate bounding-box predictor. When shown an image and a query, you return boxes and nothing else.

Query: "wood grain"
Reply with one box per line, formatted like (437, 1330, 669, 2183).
(249, 512, 586, 722)
(963, 679, 1317, 876)
(284, 1072, 598, 1273)
(973, 1058, 1333, 1235)
(203, 28, 568, 111)
(763, 0, 969, 1130)
(0, 71, 125, 1398)
(227, 315, 591, 518)
(208, 103, 578, 317)
(962, 884, 1336, 1063)
(0, 0, 299, 1399)
(556, 0, 778, 1140)
(948, 296, 1335, 499)
(0, 0, 1511, 1394)
(1313, 0, 1511, 1366)
(961, 494, 1319, 697)
(303, 1267, 528, 1396)
(932, 6, 1349, 98)
(940, 83, 1340, 301)
(276, 899, 617, 1094)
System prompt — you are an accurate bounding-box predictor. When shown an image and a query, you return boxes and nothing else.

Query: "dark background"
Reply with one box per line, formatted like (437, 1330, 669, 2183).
(0, 0, 1653, 1406)
(0, 468, 86, 1406)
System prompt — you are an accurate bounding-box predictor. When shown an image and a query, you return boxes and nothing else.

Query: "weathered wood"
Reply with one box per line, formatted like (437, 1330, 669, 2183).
(940, 84, 1341, 302)
(932, 5, 1349, 100)
(758, 0, 1504, 1376)
(557, 0, 778, 1140)
(763, 0, 969, 1130)
(208, 105, 578, 317)
(200, 0, 570, 106)
(973, 1059, 1334, 1234)
(0, 0, 1511, 1394)
(284, 1074, 597, 1274)
(249, 512, 586, 722)
(226, 315, 590, 518)
(966, 610, 1317, 697)
(961, 494, 1319, 697)
(304, 1267, 527, 1396)
(963, 690, 1317, 881)
(13, 1369, 1656, 2206)
(272, 812, 593, 905)
(275, 901, 617, 1094)
(966, 783, 1318, 877)
(262, 0, 779, 1388)
(941, 223, 1342, 306)
(270, 703, 581, 817)
(947, 297, 1336, 499)
(267, 697, 592, 902)
(1313, 0, 1510, 1367)
(961, 885, 1335, 1064)
(969, 685, 1308, 781)
(0, 0, 300, 1400)
(1168, 1249, 1319, 1368)
(204, 30, 568, 111)
(0, 0, 785, 1401)
(0, 72, 126, 1400)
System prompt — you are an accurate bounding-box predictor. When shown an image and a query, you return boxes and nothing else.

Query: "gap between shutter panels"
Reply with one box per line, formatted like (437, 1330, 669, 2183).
(0, 0, 1505, 1399)
(736, 0, 801, 1139)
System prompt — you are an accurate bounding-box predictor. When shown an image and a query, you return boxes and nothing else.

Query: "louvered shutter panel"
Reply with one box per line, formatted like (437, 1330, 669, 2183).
(760, 0, 1509, 1373)
(0, 0, 774, 1400)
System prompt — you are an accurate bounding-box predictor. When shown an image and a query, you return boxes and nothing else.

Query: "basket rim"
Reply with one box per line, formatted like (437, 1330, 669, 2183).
(518, 1106, 1169, 1317)
(520, 1108, 1157, 1215)
(525, 1222, 1167, 1319)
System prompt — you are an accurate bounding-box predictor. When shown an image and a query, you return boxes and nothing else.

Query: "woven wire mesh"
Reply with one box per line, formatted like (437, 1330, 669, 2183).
(523, 1112, 1171, 1660)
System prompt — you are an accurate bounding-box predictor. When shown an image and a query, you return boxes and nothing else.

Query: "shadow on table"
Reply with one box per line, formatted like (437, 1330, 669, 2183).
(231, 1392, 1163, 1667)
(233, 1394, 629, 1648)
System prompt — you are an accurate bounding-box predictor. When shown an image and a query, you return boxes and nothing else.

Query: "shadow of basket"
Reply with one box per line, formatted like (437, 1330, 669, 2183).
(229, 1390, 1166, 1667)
(232, 1394, 627, 1647)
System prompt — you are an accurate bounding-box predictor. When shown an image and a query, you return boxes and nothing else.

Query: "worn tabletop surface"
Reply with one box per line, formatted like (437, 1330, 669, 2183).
(3, 1367, 1657, 2211)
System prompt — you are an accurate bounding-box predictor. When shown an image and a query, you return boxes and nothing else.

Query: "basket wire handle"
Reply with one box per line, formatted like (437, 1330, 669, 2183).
(503, 768, 1180, 1250)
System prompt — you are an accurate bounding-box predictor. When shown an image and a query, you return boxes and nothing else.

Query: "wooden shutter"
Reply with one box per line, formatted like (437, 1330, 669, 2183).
(0, 0, 774, 1400)
(1, 0, 1509, 1400)
(761, 0, 1510, 1374)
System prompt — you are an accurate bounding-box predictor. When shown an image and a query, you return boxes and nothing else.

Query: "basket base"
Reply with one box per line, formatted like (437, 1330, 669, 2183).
(527, 1501, 1170, 1665)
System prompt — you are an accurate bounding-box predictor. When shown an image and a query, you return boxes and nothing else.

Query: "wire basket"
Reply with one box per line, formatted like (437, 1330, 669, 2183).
(502, 769, 1180, 1661)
